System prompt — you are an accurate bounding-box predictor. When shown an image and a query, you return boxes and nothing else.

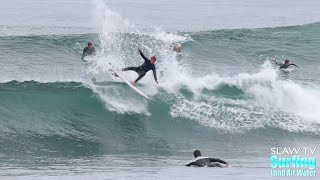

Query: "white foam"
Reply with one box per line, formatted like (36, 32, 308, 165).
(87, 0, 189, 114)
(170, 61, 320, 132)
(88, 82, 151, 115)
(89, 1, 320, 133)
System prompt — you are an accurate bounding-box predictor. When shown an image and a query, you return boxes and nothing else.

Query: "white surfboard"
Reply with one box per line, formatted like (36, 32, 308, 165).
(108, 63, 150, 99)
(82, 56, 95, 63)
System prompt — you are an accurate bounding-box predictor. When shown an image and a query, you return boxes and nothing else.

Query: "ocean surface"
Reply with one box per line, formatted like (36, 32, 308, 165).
(1, 0, 320, 179)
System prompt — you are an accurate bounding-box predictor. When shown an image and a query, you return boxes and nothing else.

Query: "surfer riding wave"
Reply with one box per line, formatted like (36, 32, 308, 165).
(118, 49, 158, 86)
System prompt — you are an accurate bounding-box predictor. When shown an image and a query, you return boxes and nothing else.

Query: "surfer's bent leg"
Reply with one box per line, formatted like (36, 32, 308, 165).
(134, 71, 146, 83)
(122, 67, 138, 72)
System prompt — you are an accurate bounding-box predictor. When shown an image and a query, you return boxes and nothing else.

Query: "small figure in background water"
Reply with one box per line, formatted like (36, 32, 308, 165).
(82, 42, 97, 81)
(272, 59, 299, 69)
(173, 44, 182, 53)
(82, 42, 96, 60)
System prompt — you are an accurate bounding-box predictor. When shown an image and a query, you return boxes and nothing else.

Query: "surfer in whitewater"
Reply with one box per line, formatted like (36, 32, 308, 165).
(186, 150, 229, 168)
(173, 44, 182, 53)
(120, 49, 158, 86)
(272, 59, 299, 69)
(82, 42, 96, 60)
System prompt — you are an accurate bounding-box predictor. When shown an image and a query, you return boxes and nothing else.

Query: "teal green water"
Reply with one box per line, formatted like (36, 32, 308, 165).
(1, 23, 320, 179)
(1, 0, 320, 179)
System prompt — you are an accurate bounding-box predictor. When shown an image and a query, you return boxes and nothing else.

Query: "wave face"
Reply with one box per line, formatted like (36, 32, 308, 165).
(1, 1, 320, 139)
(1, 0, 320, 179)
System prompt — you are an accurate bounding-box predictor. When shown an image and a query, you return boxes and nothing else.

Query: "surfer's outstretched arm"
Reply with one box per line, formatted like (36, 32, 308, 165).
(138, 49, 149, 62)
(289, 63, 299, 68)
(185, 162, 196, 167)
(82, 49, 86, 59)
(209, 158, 228, 165)
(152, 69, 158, 83)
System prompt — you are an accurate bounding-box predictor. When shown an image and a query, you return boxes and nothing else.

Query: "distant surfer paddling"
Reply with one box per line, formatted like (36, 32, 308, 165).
(82, 42, 96, 60)
(272, 59, 299, 69)
(114, 49, 158, 86)
(186, 150, 229, 167)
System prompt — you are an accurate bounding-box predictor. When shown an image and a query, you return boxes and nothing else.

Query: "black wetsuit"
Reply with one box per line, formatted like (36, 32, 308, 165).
(123, 50, 157, 83)
(186, 157, 228, 167)
(279, 63, 298, 69)
(82, 47, 96, 59)
(274, 61, 298, 69)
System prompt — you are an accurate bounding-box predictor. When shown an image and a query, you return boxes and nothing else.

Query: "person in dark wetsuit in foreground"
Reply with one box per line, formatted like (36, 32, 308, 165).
(186, 150, 229, 167)
(121, 49, 158, 86)
(272, 59, 299, 69)
(82, 42, 96, 59)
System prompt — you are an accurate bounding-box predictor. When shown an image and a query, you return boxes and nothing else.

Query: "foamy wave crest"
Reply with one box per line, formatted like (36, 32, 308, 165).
(170, 61, 320, 133)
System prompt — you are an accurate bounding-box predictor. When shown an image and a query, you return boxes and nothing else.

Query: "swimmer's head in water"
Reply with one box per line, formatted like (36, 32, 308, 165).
(88, 42, 93, 48)
(193, 150, 201, 158)
(150, 56, 157, 64)
(174, 44, 182, 52)
(285, 60, 290, 64)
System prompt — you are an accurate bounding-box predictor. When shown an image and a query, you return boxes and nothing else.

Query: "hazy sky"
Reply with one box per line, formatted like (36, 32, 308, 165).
(1, 0, 320, 34)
